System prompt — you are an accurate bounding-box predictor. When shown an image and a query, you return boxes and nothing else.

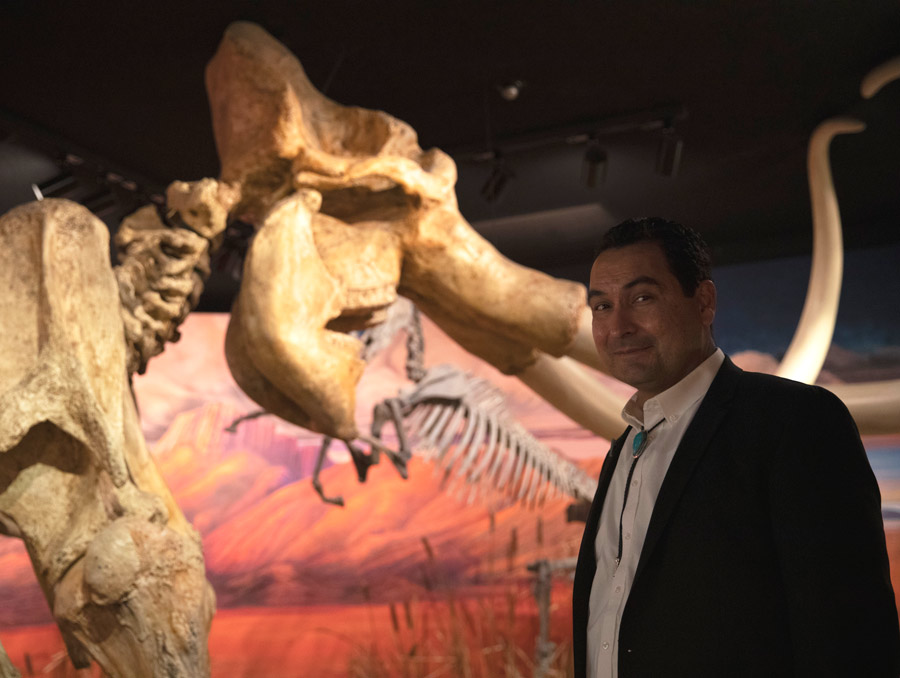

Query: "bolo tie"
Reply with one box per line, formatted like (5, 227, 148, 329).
(615, 418, 665, 568)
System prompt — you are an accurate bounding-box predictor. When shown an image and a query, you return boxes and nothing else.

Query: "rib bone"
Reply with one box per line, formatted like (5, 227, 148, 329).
(373, 364, 598, 505)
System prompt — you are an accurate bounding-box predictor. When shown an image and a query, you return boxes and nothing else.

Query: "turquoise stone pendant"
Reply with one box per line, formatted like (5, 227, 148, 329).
(632, 430, 647, 457)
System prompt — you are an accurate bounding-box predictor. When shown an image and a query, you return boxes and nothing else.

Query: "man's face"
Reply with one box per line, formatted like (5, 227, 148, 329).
(589, 241, 716, 404)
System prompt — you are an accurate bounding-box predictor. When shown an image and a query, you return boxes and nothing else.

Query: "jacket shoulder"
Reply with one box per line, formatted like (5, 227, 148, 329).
(731, 366, 853, 421)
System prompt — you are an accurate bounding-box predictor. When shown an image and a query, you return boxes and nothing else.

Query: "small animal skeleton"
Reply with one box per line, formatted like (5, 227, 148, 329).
(373, 364, 598, 507)
(227, 299, 598, 507)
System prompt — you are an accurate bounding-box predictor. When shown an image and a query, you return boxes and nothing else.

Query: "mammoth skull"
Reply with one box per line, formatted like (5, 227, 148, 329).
(210, 22, 587, 441)
(210, 22, 900, 441)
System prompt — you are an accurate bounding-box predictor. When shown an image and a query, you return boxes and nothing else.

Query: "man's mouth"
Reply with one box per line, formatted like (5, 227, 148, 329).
(613, 345, 652, 356)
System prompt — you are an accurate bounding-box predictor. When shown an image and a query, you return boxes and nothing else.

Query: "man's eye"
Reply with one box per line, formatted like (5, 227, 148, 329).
(634, 294, 653, 303)
(592, 302, 610, 312)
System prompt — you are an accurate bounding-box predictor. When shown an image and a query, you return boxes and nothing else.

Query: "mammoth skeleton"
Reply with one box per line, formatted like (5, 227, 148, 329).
(0, 20, 898, 678)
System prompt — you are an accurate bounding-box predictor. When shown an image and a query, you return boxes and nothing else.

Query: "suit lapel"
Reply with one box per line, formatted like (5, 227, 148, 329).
(584, 430, 630, 548)
(631, 356, 742, 587)
(575, 429, 628, 593)
(573, 428, 629, 678)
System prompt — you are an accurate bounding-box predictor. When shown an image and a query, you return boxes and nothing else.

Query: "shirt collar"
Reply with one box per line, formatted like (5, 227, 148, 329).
(622, 348, 725, 430)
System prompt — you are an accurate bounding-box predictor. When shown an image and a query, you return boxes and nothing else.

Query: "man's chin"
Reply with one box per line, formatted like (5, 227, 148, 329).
(610, 359, 656, 389)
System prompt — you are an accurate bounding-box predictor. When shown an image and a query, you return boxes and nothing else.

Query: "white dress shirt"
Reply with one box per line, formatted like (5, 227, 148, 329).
(587, 348, 724, 678)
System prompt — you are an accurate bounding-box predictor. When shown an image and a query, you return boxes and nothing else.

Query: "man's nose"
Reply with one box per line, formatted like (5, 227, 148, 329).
(608, 305, 636, 337)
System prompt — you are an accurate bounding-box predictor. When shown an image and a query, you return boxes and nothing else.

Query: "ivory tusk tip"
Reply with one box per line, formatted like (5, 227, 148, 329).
(860, 55, 900, 99)
(813, 117, 866, 137)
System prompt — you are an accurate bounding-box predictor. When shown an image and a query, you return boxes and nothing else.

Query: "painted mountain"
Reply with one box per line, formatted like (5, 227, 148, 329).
(0, 394, 600, 623)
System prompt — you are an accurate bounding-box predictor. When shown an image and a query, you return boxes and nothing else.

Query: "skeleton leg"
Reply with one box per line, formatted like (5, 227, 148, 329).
(311, 437, 344, 507)
(224, 409, 268, 433)
(345, 439, 378, 482)
(370, 399, 412, 477)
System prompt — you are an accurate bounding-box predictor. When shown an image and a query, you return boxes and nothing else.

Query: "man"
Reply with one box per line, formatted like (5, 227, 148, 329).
(573, 217, 900, 677)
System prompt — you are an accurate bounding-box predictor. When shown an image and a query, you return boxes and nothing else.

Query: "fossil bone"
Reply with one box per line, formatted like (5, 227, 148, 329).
(208, 21, 586, 441)
(225, 190, 365, 440)
(115, 179, 239, 375)
(0, 200, 214, 677)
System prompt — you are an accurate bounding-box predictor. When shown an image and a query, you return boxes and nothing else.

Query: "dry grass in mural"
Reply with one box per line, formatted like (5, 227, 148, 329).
(343, 591, 573, 678)
(8, 649, 106, 678)
(344, 531, 574, 678)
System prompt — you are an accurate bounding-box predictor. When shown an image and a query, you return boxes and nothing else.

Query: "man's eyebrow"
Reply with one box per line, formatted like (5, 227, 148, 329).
(624, 275, 661, 290)
(588, 275, 661, 300)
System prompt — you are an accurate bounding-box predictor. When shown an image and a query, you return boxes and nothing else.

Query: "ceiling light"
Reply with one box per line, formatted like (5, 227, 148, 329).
(497, 80, 524, 101)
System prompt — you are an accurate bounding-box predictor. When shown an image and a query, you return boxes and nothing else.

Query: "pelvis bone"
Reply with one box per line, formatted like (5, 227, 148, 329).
(212, 22, 586, 441)
(0, 200, 214, 678)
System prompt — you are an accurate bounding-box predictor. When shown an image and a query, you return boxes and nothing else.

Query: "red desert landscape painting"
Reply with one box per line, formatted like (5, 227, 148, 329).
(1, 313, 898, 677)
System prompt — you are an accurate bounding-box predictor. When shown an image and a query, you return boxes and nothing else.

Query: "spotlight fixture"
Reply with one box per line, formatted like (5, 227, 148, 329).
(581, 139, 608, 187)
(34, 171, 77, 199)
(497, 80, 524, 101)
(655, 123, 683, 177)
(451, 103, 687, 192)
(480, 151, 515, 202)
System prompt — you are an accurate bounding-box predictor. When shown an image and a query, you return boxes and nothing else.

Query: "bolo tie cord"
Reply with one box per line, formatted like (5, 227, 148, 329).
(615, 418, 665, 567)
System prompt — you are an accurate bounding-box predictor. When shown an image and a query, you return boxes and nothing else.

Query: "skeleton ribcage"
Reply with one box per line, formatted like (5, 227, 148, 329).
(399, 367, 598, 507)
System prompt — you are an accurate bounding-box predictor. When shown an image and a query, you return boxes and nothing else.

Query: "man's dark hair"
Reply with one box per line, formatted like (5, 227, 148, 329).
(596, 217, 712, 296)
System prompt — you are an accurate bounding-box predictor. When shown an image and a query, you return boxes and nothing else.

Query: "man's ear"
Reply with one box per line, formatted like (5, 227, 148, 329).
(697, 279, 717, 326)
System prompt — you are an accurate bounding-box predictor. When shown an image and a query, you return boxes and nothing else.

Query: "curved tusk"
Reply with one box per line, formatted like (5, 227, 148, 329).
(769, 112, 900, 435)
(825, 380, 900, 436)
(517, 352, 627, 440)
(566, 306, 605, 371)
(861, 55, 900, 99)
(775, 117, 865, 384)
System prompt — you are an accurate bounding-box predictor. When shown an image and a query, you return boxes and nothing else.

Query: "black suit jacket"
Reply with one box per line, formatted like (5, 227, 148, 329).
(573, 357, 900, 677)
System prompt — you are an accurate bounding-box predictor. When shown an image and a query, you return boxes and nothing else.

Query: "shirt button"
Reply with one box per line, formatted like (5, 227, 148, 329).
(615, 585, 622, 593)
(632, 480, 638, 487)
(602, 642, 610, 651)
(625, 532, 631, 540)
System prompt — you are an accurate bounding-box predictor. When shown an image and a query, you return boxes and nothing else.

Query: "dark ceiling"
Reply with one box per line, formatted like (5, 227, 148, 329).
(1, 1, 899, 310)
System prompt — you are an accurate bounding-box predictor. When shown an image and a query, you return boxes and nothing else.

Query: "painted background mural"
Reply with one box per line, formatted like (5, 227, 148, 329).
(1, 243, 898, 677)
